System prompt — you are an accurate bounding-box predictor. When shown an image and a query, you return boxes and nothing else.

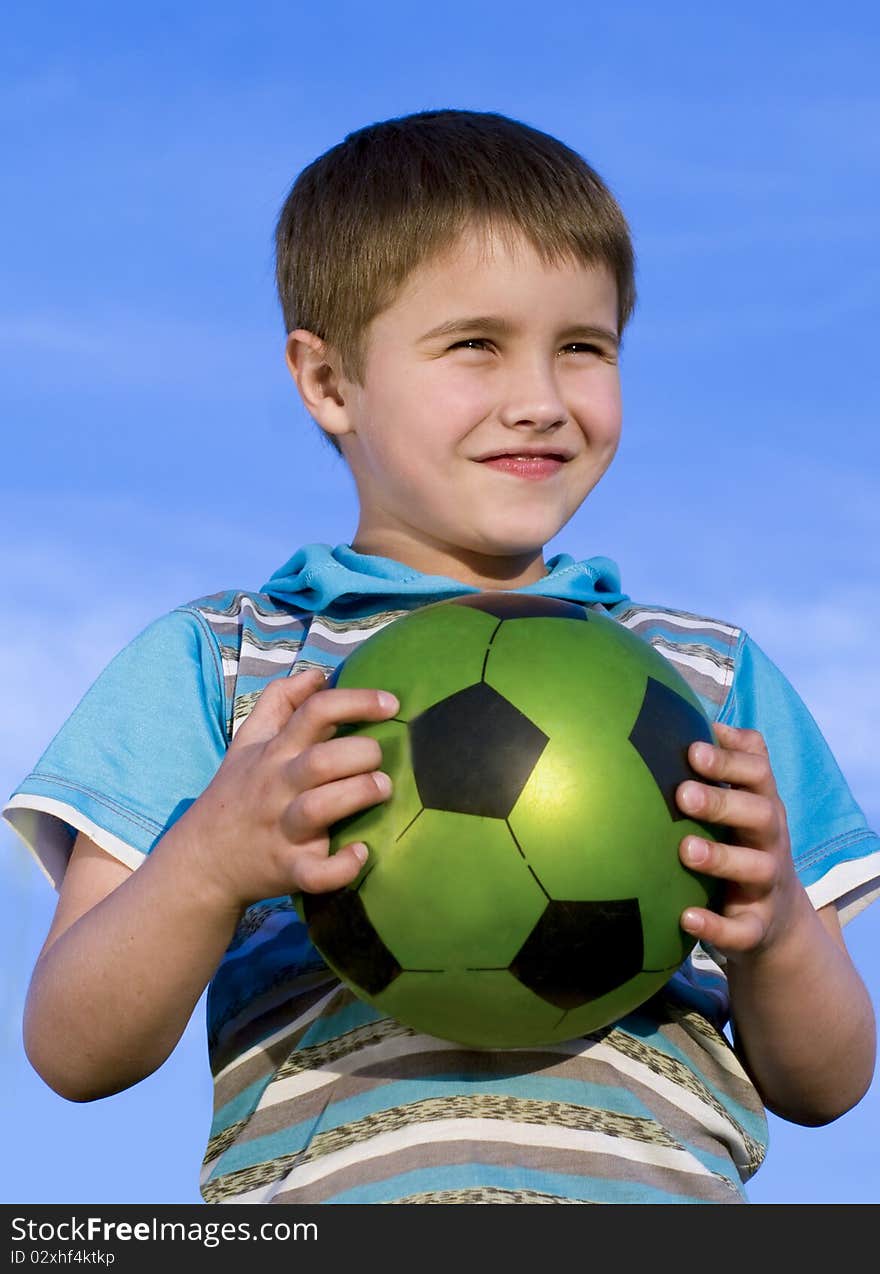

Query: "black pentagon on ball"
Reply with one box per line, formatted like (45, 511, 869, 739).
(508, 898, 644, 1009)
(409, 680, 549, 818)
(301, 887, 402, 996)
(628, 676, 717, 821)
(448, 592, 590, 621)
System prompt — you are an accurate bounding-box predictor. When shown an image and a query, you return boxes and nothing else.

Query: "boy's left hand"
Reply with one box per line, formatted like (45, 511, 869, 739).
(675, 722, 805, 960)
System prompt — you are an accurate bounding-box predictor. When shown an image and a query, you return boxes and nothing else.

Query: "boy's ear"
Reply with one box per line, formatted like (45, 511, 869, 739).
(284, 329, 355, 441)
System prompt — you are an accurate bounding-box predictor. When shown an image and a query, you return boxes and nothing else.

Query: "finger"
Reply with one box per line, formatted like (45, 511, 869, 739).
(688, 733, 777, 798)
(234, 668, 327, 746)
(712, 722, 769, 756)
(291, 841, 370, 894)
(681, 904, 767, 954)
(284, 770, 393, 841)
(275, 686, 400, 753)
(677, 780, 781, 843)
(687, 739, 775, 795)
(290, 734, 385, 790)
(680, 835, 778, 889)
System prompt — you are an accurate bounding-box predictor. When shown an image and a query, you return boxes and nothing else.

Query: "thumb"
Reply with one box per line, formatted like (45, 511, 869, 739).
(232, 667, 327, 746)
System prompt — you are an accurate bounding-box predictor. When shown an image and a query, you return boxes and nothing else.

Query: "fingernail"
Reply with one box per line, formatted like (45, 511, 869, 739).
(373, 771, 393, 797)
(684, 837, 709, 864)
(682, 909, 703, 934)
(692, 742, 712, 766)
(379, 691, 399, 712)
(680, 782, 702, 810)
(351, 842, 369, 864)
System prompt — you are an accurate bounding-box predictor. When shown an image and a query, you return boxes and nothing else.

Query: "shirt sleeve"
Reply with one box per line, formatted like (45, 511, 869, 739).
(719, 631, 880, 924)
(2, 606, 229, 889)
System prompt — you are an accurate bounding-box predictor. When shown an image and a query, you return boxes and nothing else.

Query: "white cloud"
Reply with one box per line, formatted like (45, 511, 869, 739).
(0, 308, 281, 391)
(0, 317, 108, 358)
(0, 68, 78, 122)
(0, 495, 286, 781)
(732, 594, 880, 823)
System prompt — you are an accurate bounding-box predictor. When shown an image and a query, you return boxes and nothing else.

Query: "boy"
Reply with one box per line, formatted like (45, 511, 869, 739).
(4, 108, 878, 1205)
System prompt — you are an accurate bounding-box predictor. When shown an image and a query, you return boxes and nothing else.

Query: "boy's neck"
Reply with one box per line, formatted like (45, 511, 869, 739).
(349, 534, 549, 591)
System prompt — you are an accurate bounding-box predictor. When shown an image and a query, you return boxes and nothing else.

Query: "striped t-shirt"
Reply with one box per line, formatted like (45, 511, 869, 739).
(6, 548, 880, 1204)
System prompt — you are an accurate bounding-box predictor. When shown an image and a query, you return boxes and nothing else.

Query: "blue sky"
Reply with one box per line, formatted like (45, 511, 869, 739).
(2, 1, 878, 1205)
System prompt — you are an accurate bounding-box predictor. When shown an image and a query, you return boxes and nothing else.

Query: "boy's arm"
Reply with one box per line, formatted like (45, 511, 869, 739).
(24, 670, 399, 1102)
(24, 828, 244, 1101)
(676, 723, 876, 1125)
(724, 897, 875, 1125)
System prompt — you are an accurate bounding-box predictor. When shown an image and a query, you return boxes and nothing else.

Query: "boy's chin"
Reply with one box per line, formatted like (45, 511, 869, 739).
(458, 537, 555, 574)
(475, 519, 573, 558)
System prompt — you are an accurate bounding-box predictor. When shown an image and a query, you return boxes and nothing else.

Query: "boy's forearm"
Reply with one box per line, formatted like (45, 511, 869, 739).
(727, 901, 876, 1125)
(24, 823, 245, 1102)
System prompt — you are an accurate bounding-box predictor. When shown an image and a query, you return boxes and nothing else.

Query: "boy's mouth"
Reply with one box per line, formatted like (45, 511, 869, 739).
(477, 451, 570, 480)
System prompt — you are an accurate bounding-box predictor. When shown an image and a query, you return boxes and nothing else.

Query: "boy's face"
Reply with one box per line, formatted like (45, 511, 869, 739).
(294, 225, 622, 588)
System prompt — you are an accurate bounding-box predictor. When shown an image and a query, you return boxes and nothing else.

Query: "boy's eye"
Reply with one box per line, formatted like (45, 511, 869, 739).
(450, 339, 604, 356)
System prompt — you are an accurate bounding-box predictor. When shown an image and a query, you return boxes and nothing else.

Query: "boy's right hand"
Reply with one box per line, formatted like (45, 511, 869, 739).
(176, 668, 398, 911)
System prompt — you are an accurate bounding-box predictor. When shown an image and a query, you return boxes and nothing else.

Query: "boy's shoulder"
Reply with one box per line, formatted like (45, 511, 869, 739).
(180, 586, 410, 653)
(601, 597, 744, 718)
(182, 586, 743, 633)
(179, 587, 746, 729)
(181, 586, 307, 623)
(604, 596, 742, 649)
(180, 586, 413, 738)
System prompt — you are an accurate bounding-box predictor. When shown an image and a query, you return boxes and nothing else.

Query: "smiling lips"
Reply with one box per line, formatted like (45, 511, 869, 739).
(478, 454, 568, 479)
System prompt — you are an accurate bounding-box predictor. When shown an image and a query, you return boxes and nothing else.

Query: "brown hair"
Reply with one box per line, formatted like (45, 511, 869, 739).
(275, 109, 636, 451)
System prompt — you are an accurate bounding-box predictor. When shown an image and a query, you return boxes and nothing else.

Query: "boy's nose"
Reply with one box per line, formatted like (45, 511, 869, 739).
(497, 361, 568, 431)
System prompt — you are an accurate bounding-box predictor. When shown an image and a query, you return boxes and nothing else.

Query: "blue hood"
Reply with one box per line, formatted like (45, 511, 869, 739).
(261, 543, 628, 616)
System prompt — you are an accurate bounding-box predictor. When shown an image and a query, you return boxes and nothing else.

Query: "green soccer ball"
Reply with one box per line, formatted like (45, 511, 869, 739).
(293, 593, 725, 1048)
